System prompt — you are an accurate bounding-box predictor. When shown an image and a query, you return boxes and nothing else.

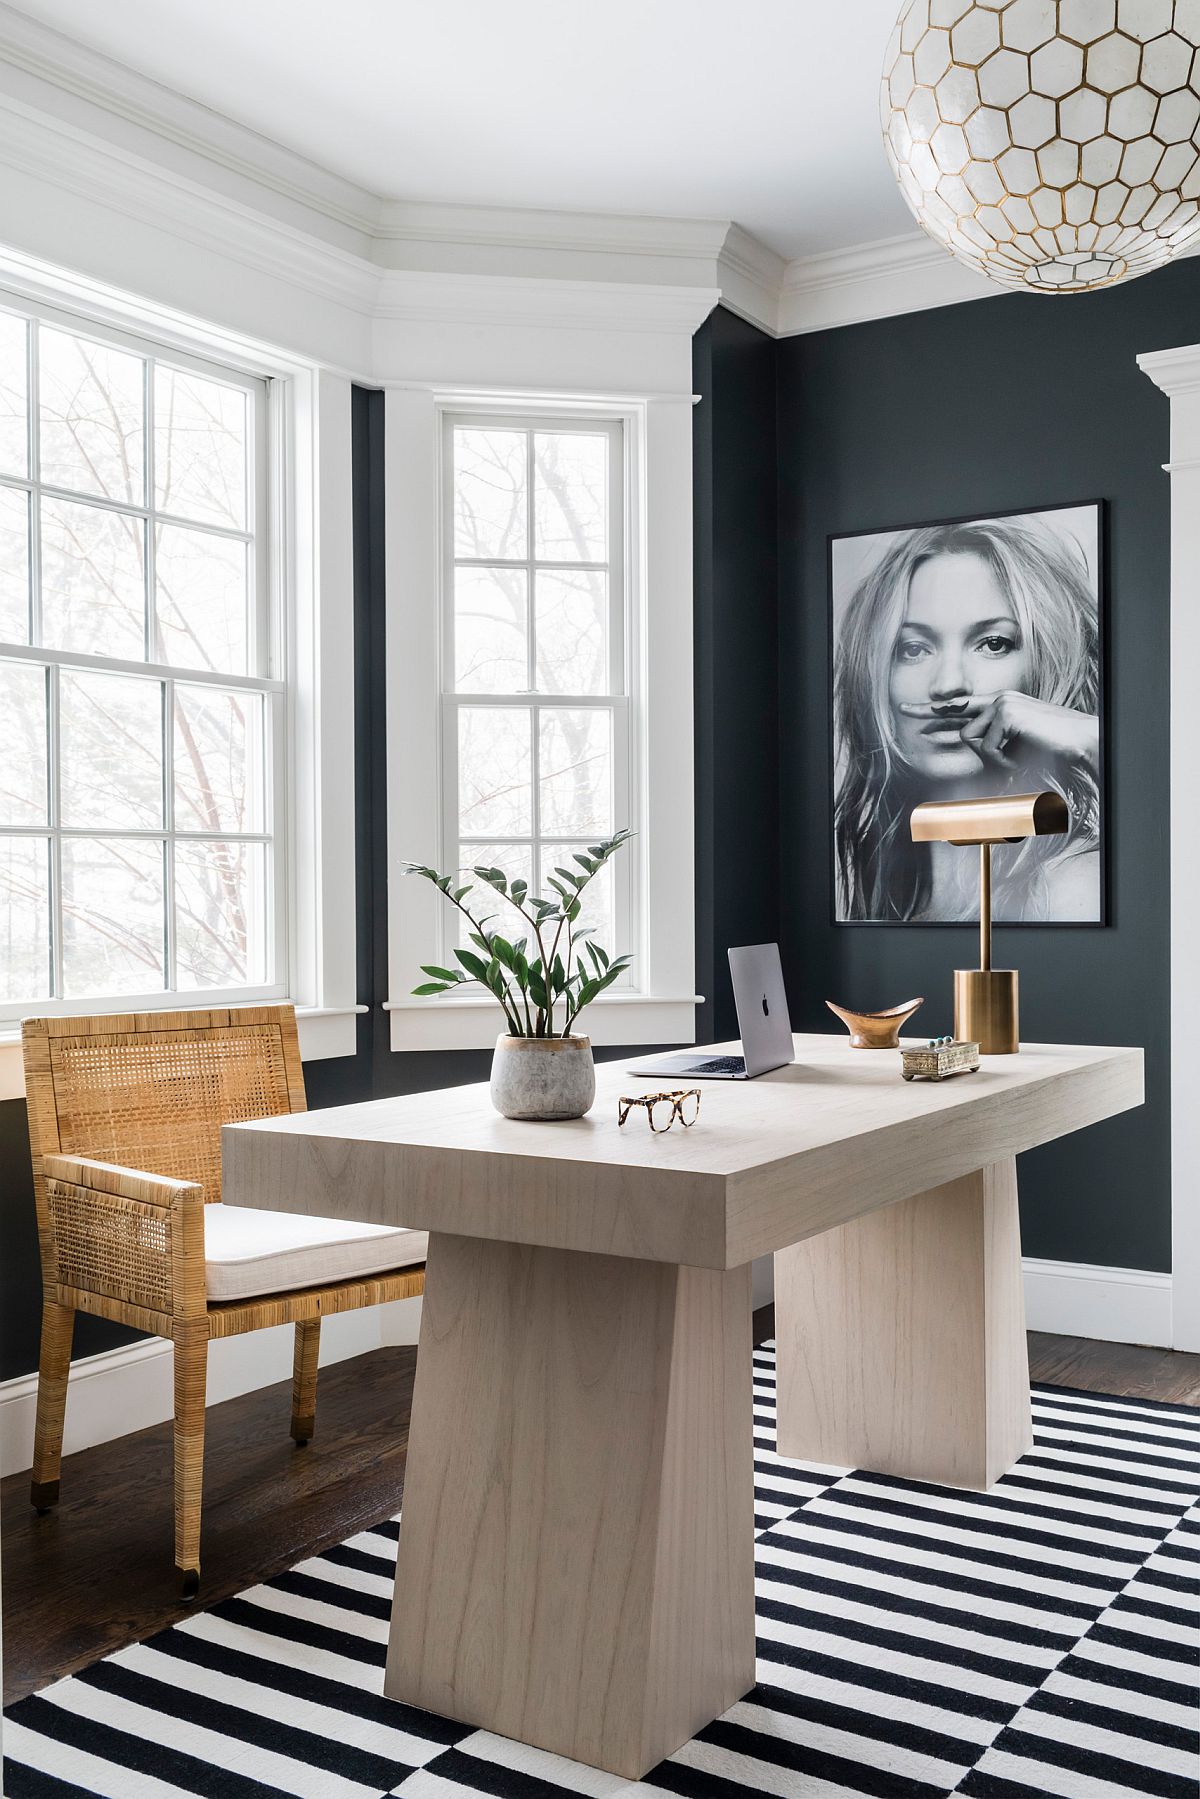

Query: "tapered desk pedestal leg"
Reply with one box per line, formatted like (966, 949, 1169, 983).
(774, 1160, 1032, 1489)
(385, 1233, 756, 1780)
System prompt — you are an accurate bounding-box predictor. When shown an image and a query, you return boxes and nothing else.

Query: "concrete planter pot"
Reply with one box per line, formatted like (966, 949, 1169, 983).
(490, 1033, 596, 1121)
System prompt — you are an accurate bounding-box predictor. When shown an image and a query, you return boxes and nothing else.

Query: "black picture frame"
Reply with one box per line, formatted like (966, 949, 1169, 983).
(827, 498, 1108, 929)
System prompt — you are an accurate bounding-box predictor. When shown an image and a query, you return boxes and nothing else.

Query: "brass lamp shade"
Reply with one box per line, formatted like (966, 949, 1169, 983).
(909, 791, 1068, 1055)
(909, 791, 1069, 847)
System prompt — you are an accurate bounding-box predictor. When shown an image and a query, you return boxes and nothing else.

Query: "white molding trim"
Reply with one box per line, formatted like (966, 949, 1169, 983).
(373, 269, 720, 335)
(385, 378, 697, 1057)
(1021, 1257, 1173, 1350)
(1, 1252, 1170, 1478)
(0, 1006, 369, 1097)
(0, 0, 379, 239)
(0, 1299, 424, 1479)
(376, 201, 729, 261)
(7, 0, 1200, 350)
(776, 230, 994, 336)
(1138, 343, 1200, 1354)
(755, 1253, 1172, 1349)
(385, 995, 703, 1054)
(712, 224, 788, 337)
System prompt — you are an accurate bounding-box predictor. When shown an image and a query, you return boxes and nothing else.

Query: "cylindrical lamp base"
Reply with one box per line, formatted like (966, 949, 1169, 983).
(954, 969, 1019, 1055)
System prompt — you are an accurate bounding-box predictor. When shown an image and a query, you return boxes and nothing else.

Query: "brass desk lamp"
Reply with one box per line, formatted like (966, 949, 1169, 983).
(909, 792, 1068, 1054)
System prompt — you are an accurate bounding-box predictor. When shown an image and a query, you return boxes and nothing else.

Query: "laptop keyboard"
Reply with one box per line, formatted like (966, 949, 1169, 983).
(692, 1056, 746, 1074)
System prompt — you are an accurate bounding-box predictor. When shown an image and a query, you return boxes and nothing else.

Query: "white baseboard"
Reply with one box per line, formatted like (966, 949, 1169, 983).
(751, 1254, 1173, 1351)
(1021, 1257, 1173, 1350)
(0, 1305, 390, 1478)
(0, 1255, 1176, 1478)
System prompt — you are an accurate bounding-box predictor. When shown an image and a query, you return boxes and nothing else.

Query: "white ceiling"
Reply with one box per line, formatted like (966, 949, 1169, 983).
(10, 0, 915, 261)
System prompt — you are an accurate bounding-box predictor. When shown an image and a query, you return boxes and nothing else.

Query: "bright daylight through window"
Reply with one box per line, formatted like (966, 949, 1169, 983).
(444, 416, 630, 965)
(0, 301, 278, 1014)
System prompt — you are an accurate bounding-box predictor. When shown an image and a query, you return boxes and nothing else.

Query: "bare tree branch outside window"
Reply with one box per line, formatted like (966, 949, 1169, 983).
(445, 419, 624, 966)
(0, 305, 272, 1007)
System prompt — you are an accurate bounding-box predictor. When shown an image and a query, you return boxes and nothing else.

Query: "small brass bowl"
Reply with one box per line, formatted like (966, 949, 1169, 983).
(825, 997, 924, 1049)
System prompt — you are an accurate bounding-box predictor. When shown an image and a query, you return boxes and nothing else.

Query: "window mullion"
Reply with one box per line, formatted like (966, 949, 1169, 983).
(525, 430, 539, 889)
(525, 429, 536, 695)
(27, 320, 40, 649)
(145, 360, 156, 661)
(47, 661, 63, 999)
(163, 675, 176, 991)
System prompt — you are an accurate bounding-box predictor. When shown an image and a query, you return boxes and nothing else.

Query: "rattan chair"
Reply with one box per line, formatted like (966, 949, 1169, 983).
(23, 1004, 426, 1596)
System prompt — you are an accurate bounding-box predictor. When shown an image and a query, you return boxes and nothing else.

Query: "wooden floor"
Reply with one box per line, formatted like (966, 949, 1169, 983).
(3, 1315, 1197, 1708)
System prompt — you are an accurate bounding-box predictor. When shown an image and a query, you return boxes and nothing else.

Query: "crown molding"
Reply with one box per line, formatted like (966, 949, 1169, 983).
(17, 0, 1180, 349)
(1139, 343, 1200, 398)
(376, 199, 730, 262)
(713, 224, 787, 336)
(0, 88, 383, 317)
(374, 268, 721, 336)
(0, 0, 378, 241)
(776, 229, 994, 336)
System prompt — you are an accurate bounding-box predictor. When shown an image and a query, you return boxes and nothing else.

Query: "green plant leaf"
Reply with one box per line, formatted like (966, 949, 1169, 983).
(454, 948, 489, 981)
(566, 897, 581, 922)
(573, 854, 596, 874)
(420, 964, 461, 982)
(491, 936, 516, 972)
(412, 981, 452, 995)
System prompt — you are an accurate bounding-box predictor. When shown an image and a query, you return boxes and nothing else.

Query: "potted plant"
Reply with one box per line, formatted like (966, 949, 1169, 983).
(399, 829, 633, 1120)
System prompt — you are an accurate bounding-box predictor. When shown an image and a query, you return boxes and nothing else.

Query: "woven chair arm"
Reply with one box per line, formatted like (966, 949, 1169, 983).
(40, 1154, 201, 1208)
(40, 1157, 205, 1320)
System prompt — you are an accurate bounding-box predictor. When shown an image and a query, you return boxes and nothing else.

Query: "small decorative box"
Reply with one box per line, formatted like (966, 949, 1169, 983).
(900, 1039, 981, 1082)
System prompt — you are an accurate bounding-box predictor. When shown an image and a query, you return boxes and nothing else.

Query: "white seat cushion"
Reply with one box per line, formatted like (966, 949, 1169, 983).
(203, 1203, 428, 1303)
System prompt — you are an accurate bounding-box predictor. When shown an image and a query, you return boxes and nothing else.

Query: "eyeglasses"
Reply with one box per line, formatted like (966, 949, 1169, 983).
(618, 1089, 701, 1133)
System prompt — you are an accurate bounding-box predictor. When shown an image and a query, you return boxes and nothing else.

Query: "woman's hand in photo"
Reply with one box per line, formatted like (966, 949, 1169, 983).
(957, 692, 1099, 776)
(894, 693, 1099, 775)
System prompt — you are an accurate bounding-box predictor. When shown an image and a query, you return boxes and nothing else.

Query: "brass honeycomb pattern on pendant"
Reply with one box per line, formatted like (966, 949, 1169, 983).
(882, 0, 1200, 293)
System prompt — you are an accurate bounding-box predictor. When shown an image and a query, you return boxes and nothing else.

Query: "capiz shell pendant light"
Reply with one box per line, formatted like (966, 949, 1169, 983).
(882, 0, 1200, 294)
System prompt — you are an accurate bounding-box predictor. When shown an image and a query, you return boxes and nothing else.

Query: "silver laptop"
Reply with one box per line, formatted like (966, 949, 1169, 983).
(629, 943, 794, 1081)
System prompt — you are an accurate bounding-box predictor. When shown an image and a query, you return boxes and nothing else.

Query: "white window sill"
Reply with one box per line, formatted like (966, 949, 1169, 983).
(0, 1004, 367, 1101)
(384, 992, 700, 1054)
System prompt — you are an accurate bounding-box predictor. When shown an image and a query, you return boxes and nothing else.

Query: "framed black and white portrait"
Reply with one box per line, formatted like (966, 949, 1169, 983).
(830, 502, 1104, 926)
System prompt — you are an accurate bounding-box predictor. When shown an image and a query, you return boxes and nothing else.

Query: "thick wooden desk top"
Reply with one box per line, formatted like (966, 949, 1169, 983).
(222, 1035, 1143, 1270)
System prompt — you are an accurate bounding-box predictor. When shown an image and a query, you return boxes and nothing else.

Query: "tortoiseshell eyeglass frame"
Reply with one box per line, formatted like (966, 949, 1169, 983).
(617, 1089, 702, 1133)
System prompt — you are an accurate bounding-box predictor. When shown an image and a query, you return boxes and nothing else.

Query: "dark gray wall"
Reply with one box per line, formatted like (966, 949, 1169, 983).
(693, 307, 781, 1043)
(776, 260, 1200, 1273)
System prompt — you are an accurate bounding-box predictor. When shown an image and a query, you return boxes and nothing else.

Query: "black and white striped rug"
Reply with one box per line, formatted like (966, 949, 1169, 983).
(5, 1343, 1198, 1799)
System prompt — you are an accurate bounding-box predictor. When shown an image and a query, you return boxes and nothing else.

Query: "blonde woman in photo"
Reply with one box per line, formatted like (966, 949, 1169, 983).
(834, 513, 1101, 924)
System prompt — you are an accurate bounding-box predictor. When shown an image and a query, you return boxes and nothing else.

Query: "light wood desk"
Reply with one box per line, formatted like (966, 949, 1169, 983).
(223, 1035, 1143, 1779)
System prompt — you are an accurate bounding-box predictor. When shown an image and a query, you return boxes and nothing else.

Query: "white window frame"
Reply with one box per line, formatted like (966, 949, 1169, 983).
(438, 411, 635, 982)
(0, 261, 361, 1093)
(385, 384, 697, 1053)
(0, 294, 287, 1021)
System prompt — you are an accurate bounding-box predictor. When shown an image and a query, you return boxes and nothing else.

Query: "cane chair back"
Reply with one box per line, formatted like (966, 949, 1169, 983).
(24, 1006, 306, 1208)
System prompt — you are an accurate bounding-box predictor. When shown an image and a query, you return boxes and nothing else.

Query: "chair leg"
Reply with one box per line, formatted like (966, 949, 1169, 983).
(173, 1327, 208, 1599)
(31, 1300, 75, 1513)
(291, 1318, 320, 1446)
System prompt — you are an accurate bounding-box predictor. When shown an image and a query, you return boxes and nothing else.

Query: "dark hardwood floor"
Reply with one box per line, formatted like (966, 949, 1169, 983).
(2, 1345, 417, 1708)
(3, 1314, 1197, 1708)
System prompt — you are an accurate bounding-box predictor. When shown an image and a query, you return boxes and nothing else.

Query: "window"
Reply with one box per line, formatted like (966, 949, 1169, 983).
(0, 298, 281, 1016)
(441, 414, 630, 965)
